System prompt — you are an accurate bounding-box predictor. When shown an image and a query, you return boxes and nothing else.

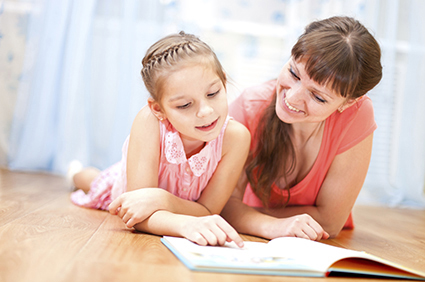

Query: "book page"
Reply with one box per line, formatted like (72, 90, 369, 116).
(162, 237, 425, 279)
(266, 237, 369, 270)
(162, 236, 329, 274)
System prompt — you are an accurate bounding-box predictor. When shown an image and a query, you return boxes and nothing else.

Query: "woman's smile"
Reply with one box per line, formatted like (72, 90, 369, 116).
(280, 88, 304, 115)
(284, 96, 302, 113)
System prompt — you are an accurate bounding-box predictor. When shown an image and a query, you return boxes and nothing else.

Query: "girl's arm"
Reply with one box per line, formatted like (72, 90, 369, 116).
(110, 120, 251, 227)
(110, 106, 213, 221)
(113, 119, 250, 246)
(125, 106, 161, 191)
(192, 119, 251, 215)
(133, 211, 244, 247)
(256, 133, 374, 238)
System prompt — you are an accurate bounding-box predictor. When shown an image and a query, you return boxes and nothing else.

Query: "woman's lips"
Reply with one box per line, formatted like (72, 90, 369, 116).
(281, 89, 302, 113)
(284, 97, 301, 112)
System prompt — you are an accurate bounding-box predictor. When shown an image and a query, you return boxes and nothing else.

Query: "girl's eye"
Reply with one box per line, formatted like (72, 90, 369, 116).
(177, 102, 191, 109)
(207, 89, 220, 97)
(289, 66, 300, 80)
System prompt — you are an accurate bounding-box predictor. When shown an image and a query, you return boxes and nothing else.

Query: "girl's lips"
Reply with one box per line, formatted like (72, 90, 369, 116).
(196, 118, 218, 132)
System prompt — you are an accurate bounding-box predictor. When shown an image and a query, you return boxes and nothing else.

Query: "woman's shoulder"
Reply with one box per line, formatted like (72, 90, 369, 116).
(239, 79, 276, 103)
(338, 95, 375, 123)
(229, 80, 276, 127)
(329, 95, 377, 154)
(355, 95, 374, 117)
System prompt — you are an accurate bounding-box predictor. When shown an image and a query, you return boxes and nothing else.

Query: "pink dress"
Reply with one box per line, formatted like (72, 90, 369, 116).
(71, 116, 231, 210)
(229, 80, 377, 229)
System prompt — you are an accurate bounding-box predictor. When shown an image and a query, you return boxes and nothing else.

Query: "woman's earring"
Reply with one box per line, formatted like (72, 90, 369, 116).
(338, 108, 343, 113)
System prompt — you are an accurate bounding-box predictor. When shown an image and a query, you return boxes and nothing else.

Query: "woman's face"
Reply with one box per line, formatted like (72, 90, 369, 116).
(275, 58, 349, 125)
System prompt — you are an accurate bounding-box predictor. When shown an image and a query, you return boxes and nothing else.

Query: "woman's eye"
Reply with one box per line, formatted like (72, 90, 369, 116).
(177, 102, 191, 109)
(313, 94, 326, 103)
(289, 67, 300, 80)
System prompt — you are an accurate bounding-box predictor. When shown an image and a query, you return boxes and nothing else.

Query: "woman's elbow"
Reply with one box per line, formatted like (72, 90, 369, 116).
(324, 222, 345, 239)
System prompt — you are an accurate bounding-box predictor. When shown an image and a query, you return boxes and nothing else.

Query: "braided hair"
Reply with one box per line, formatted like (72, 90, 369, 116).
(141, 31, 226, 104)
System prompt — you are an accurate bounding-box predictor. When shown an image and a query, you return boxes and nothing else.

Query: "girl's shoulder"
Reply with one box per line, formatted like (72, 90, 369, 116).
(129, 105, 161, 142)
(134, 105, 156, 121)
(222, 119, 251, 155)
(225, 119, 251, 138)
(132, 105, 160, 129)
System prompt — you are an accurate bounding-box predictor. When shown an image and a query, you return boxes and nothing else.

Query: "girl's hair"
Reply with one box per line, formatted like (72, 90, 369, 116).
(141, 31, 226, 104)
(246, 16, 383, 207)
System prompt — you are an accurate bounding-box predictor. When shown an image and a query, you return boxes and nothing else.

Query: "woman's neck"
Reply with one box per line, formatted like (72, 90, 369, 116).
(290, 121, 325, 147)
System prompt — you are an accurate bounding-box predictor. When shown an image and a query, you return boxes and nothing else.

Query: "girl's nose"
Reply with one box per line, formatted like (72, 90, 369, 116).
(197, 101, 214, 118)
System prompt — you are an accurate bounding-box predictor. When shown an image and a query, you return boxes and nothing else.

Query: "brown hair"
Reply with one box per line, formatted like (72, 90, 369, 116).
(141, 31, 226, 104)
(246, 16, 383, 207)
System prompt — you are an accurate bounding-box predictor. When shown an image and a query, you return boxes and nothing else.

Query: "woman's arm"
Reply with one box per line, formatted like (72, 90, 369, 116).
(221, 172, 329, 240)
(256, 133, 374, 237)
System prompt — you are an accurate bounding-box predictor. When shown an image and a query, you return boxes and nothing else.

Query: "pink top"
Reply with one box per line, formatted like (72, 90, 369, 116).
(71, 116, 231, 210)
(229, 80, 377, 229)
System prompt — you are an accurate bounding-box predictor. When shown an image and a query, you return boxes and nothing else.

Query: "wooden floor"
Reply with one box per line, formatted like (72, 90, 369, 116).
(1, 168, 425, 282)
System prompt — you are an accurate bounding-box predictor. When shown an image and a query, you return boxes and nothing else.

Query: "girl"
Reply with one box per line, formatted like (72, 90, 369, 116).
(221, 16, 383, 240)
(71, 32, 253, 247)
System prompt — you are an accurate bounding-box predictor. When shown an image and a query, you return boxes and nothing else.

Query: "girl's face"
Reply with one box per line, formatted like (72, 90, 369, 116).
(275, 58, 350, 125)
(157, 64, 228, 143)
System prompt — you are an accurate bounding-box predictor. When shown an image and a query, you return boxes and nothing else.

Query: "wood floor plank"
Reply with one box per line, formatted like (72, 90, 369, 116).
(333, 205, 425, 274)
(1, 169, 424, 282)
(0, 169, 69, 226)
(0, 171, 109, 282)
(0, 222, 100, 282)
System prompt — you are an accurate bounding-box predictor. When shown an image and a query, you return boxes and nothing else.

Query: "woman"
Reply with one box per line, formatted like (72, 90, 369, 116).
(221, 16, 382, 240)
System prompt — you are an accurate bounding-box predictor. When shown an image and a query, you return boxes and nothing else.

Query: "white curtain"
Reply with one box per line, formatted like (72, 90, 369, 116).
(1, 0, 424, 207)
(359, 0, 425, 207)
(2, 0, 170, 172)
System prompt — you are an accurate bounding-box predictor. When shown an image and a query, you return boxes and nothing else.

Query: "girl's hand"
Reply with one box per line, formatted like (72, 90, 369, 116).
(108, 188, 169, 228)
(270, 214, 329, 241)
(180, 214, 244, 248)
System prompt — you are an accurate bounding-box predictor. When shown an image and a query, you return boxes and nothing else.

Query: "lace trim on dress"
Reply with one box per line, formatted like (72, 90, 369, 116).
(164, 128, 215, 177)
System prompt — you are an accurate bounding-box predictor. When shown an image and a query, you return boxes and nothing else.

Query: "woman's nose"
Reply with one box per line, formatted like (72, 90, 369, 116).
(286, 84, 305, 104)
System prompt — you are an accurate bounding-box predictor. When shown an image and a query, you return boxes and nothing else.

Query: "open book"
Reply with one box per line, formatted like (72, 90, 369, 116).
(161, 236, 425, 280)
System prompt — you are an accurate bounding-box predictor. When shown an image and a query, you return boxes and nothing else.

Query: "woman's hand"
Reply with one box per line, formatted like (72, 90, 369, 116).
(268, 214, 329, 241)
(180, 214, 244, 248)
(108, 188, 169, 228)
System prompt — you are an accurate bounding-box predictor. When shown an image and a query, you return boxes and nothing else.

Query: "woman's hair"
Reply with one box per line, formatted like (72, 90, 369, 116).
(246, 16, 383, 207)
(141, 31, 226, 104)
